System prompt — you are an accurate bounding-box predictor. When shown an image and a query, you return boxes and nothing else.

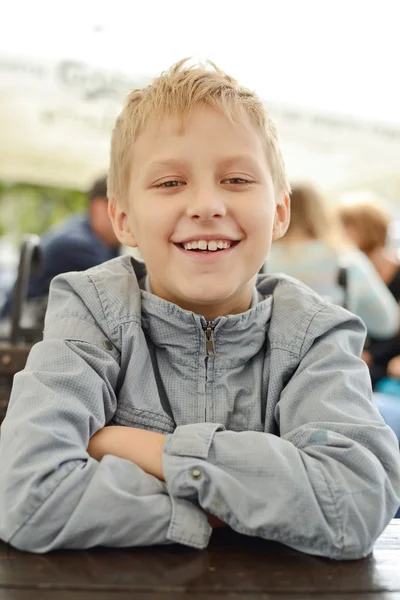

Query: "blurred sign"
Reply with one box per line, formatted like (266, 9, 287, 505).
(1, 53, 400, 192)
(272, 105, 400, 190)
(0, 54, 146, 189)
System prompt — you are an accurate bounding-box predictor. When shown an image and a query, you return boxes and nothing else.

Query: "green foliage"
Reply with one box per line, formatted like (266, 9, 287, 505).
(0, 182, 87, 240)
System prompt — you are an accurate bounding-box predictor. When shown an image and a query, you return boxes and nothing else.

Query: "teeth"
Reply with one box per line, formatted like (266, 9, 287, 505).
(182, 239, 233, 251)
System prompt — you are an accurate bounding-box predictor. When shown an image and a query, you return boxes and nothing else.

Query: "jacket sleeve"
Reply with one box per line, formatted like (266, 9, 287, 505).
(163, 307, 400, 560)
(0, 273, 210, 553)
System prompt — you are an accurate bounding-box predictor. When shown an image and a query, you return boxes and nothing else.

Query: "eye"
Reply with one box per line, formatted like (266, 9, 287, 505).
(223, 177, 250, 185)
(156, 180, 185, 188)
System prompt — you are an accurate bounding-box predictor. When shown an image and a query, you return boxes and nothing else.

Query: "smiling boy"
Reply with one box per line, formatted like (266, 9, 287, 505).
(110, 101, 287, 319)
(0, 60, 399, 558)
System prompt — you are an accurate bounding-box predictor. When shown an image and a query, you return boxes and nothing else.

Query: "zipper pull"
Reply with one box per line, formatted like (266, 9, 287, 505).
(203, 323, 215, 357)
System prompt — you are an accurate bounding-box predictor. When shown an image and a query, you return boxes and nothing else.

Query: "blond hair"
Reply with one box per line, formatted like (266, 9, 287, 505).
(108, 59, 290, 204)
(338, 192, 392, 255)
(281, 183, 345, 249)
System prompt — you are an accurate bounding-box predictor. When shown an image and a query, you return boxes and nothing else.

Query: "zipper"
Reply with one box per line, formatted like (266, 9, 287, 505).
(202, 322, 216, 357)
(201, 320, 216, 421)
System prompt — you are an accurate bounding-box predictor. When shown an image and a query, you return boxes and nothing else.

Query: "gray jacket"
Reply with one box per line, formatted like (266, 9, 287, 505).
(0, 257, 399, 558)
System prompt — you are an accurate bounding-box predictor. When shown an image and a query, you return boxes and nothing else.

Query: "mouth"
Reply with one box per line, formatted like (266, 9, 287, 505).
(173, 240, 240, 260)
(176, 240, 240, 251)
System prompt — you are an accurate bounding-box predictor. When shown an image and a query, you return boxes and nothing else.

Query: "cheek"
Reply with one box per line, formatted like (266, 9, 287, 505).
(133, 205, 177, 246)
(243, 204, 275, 238)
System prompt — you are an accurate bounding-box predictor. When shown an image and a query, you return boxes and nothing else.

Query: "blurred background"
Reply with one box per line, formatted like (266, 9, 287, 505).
(1, 0, 400, 277)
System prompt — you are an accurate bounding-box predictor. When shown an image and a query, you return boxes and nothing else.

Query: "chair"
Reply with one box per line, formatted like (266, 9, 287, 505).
(9, 234, 43, 344)
(0, 235, 43, 422)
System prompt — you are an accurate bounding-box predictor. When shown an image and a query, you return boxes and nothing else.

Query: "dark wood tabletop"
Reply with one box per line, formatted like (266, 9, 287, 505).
(0, 520, 399, 600)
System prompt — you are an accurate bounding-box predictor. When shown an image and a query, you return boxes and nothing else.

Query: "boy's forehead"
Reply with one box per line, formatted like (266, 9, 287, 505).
(142, 104, 259, 136)
(131, 108, 266, 165)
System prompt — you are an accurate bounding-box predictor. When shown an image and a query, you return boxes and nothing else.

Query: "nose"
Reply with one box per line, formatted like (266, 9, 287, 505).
(186, 185, 227, 220)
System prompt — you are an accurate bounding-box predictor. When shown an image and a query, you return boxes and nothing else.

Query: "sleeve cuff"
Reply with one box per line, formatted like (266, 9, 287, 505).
(163, 423, 224, 548)
(166, 494, 212, 549)
(164, 422, 224, 459)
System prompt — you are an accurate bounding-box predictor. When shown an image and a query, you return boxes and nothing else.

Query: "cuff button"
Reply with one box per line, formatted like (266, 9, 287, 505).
(190, 468, 202, 481)
(103, 340, 114, 351)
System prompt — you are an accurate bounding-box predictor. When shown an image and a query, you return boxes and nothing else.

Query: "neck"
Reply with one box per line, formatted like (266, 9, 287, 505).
(193, 299, 253, 322)
(149, 280, 256, 321)
(179, 292, 255, 321)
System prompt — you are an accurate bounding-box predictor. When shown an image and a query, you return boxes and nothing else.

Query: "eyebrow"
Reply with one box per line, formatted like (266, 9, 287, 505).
(145, 159, 188, 172)
(146, 154, 259, 172)
(217, 154, 260, 169)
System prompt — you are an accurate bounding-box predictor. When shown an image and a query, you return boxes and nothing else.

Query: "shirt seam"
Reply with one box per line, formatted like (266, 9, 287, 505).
(87, 272, 117, 341)
(117, 406, 175, 426)
(44, 314, 99, 332)
(318, 461, 344, 555)
(299, 305, 331, 359)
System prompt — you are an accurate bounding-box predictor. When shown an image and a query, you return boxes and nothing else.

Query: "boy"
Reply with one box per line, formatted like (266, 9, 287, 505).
(0, 60, 399, 558)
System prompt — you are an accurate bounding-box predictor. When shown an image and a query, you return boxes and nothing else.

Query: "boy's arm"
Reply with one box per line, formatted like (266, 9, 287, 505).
(161, 308, 400, 560)
(87, 426, 228, 528)
(0, 275, 211, 553)
(87, 426, 166, 480)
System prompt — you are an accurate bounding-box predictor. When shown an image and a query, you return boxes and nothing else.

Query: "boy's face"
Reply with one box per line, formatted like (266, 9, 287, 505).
(111, 106, 289, 319)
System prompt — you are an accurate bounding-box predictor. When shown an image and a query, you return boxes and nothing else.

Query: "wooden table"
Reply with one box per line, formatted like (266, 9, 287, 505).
(0, 520, 399, 600)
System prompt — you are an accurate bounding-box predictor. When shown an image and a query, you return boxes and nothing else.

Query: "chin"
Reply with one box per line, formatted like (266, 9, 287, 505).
(181, 285, 236, 308)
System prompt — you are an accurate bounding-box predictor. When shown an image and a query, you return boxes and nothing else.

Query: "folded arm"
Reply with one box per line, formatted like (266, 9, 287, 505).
(161, 309, 400, 560)
(87, 426, 227, 529)
(0, 276, 210, 553)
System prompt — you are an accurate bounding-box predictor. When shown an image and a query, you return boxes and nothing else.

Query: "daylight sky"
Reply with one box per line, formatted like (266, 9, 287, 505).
(1, 0, 399, 124)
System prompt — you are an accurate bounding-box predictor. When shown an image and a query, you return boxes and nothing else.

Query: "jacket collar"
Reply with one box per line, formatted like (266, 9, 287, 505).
(130, 258, 273, 366)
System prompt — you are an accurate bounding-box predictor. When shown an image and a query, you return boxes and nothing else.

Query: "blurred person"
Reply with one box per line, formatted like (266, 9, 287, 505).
(338, 193, 400, 299)
(267, 183, 400, 340)
(0, 175, 120, 320)
(338, 193, 400, 385)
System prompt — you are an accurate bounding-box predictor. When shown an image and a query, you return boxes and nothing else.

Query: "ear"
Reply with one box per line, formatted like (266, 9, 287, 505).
(272, 193, 290, 241)
(108, 198, 138, 248)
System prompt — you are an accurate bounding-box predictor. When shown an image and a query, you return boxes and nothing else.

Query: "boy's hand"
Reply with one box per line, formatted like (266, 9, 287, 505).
(207, 513, 228, 528)
(87, 426, 166, 480)
(88, 427, 229, 527)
